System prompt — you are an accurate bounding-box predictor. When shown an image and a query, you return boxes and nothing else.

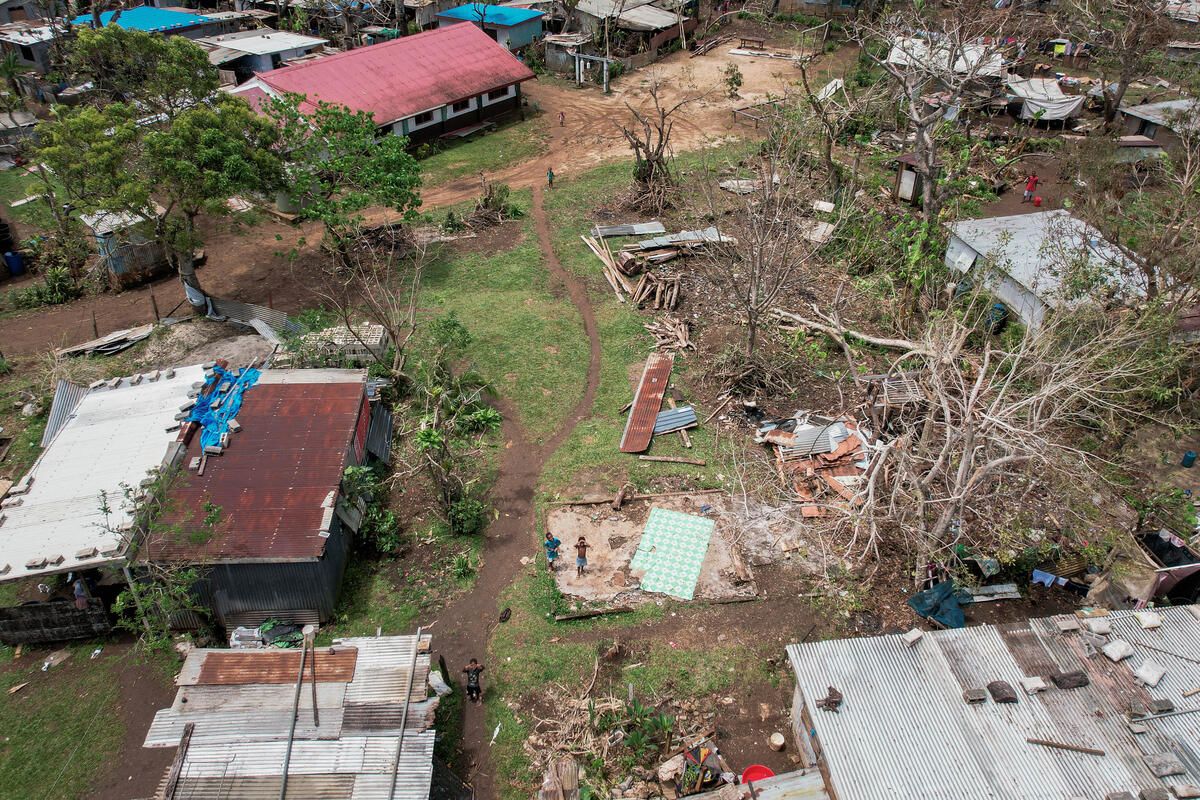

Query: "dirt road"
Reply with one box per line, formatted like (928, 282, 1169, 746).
(423, 182, 602, 799)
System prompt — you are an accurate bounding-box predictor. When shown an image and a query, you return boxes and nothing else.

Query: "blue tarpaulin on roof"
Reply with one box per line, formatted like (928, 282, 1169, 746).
(187, 365, 260, 451)
(71, 7, 212, 31)
(437, 3, 543, 25)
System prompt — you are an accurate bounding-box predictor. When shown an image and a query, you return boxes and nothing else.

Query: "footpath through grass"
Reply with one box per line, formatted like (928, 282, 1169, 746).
(419, 196, 590, 444)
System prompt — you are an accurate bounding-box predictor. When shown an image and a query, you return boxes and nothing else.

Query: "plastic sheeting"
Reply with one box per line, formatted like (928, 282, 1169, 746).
(187, 364, 261, 450)
(906, 580, 969, 628)
(1006, 78, 1084, 120)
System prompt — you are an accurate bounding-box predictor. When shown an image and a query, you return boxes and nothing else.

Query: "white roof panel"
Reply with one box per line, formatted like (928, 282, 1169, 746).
(946, 209, 1143, 310)
(788, 605, 1200, 800)
(199, 29, 327, 55)
(0, 365, 205, 581)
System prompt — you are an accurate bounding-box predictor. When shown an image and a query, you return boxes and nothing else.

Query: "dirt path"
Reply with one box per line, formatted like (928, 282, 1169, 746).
(422, 182, 602, 799)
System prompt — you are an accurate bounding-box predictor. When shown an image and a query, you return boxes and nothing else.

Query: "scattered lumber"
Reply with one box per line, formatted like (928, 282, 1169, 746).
(550, 488, 725, 506)
(554, 606, 633, 622)
(691, 35, 730, 57)
(644, 316, 692, 350)
(638, 455, 707, 465)
(581, 235, 635, 302)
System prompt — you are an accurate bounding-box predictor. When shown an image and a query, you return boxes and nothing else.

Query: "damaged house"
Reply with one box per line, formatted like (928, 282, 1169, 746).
(144, 631, 439, 798)
(145, 366, 392, 630)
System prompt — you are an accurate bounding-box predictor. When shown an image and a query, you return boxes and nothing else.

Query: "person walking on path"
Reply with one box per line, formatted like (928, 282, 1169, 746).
(1022, 172, 1039, 203)
(544, 531, 562, 571)
(558, 110, 566, 127)
(463, 658, 485, 703)
(547, 167, 555, 188)
(575, 535, 589, 577)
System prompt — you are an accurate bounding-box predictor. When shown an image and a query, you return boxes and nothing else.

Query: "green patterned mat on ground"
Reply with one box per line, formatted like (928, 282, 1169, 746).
(631, 507, 715, 600)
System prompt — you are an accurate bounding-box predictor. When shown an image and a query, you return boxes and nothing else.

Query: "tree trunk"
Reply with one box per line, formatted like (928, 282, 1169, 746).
(178, 213, 206, 313)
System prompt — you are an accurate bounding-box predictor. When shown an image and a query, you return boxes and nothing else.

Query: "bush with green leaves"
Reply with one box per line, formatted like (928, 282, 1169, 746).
(448, 496, 490, 536)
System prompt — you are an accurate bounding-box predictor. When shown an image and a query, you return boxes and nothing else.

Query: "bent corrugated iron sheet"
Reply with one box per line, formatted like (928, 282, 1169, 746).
(619, 353, 674, 453)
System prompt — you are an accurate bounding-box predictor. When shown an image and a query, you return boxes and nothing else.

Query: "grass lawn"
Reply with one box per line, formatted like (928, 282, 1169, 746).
(418, 201, 590, 444)
(0, 645, 125, 800)
(420, 119, 548, 189)
(0, 167, 57, 231)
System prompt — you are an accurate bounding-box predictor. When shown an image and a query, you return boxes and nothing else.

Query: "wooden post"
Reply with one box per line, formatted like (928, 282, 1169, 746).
(150, 292, 160, 321)
(91, 310, 99, 339)
(162, 722, 194, 800)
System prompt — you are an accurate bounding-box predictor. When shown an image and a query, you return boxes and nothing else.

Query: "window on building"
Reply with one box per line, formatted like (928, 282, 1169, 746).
(19, 45, 33, 62)
(452, 99, 472, 113)
(486, 88, 511, 102)
(413, 110, 435, 125)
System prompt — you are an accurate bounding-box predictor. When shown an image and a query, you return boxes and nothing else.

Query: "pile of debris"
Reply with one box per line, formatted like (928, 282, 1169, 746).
(619, 352, 702, 456)
(756, 413, 872, 517)
(643, 315, 691, 350)
(583, 223, 732, 305)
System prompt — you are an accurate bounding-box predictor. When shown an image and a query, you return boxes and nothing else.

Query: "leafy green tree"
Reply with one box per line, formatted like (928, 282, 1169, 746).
(69, 26, 218, 118)
(143, 96, 283, 307)
(267, 94, 422, 266)
(33, 97, 281, 306)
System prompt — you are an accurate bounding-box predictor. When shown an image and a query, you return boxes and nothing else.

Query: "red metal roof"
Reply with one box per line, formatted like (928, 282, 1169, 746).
(150, 374, 366, 563)
(256, 24, 536, 125)
(194, 647, 359, 685)
(620, 353, 674, 453)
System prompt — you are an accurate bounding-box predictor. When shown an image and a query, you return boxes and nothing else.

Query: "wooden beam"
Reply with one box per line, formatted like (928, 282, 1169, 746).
(1025, 738, 1105, 756)
(638, 456, 707, 466)
(162, 722, 195, 800)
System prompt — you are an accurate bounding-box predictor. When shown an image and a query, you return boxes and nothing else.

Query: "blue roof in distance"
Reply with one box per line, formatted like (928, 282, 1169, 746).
(71, 6, 212, 32)
(437, 3, 543, 26)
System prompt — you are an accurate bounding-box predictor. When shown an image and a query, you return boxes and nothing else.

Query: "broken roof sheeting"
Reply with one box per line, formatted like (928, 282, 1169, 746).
(787, 604, 1200, 799)
(253, 23, 534, 126)
(1006, 77, 1085, 120)
(0, 365, 205, 583)
(886, 36, 1004, 77)
(147, 634, 436, 800)
(149, 369, 366, 564)
(946, 209, 1144, 312)
(591, 221, 666, 238)
(620, 353, 673, 453)
(40, 379, 89, 447)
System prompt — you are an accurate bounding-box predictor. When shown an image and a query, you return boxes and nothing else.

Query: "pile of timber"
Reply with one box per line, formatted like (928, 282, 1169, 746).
(582, 235, 635, 302)
(631, 273, 680, 310)
(644, 316, 692, 350)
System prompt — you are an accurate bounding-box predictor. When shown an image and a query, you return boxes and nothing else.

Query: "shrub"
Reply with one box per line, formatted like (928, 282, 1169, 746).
(448, 496, 490, 536)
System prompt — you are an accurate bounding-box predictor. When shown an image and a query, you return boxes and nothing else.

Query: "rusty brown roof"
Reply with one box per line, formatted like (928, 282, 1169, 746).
(620, 353, 674, 453)
(149, 372, 367, 563)
(191, 647, 359, 685)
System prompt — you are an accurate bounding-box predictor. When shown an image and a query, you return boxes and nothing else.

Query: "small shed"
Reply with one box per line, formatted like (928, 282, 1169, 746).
(892, 152, 940, 206)
(79, 206, 169, 284)
(0, 109, 35, 144)
(945, 209, 1141, 330)
(198, 28, 328, 82)
(1120, 98, 1199, 148)
(436, 3, 543, 50)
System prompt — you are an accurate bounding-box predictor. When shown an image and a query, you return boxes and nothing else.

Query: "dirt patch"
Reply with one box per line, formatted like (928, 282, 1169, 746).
(548, 495, 755, 603)
(138, 318, 276, 369)
(86, 643, 179, 800)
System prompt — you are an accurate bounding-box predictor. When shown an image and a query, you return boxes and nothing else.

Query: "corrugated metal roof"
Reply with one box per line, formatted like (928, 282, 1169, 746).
(256, 23, 534, 127)
(71, 6, 211, 30)
(591, 221, 665, 238)
(366, 404, 393, 464)
(199, 29, 328, 56)
(787, 605, 1200, 800)
(192, 647, 359, 685)
(0, 365, 205, 583)
(1120, 98, 1199, 129)
(437, 2, 544, 24)
(620, 353, 673, 453)
(148, 370, 366, 563)
(653, 404, 696, 434)
(617, 4, 680, 30)
(148, 633, 436, 800)
(690, 769, 829, 799)
(41, 379, 89, 447)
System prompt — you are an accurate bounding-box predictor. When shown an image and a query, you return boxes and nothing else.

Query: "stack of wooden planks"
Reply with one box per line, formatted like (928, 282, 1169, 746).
(631, 272, 680, 310)
(581, 235, 635, 302)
